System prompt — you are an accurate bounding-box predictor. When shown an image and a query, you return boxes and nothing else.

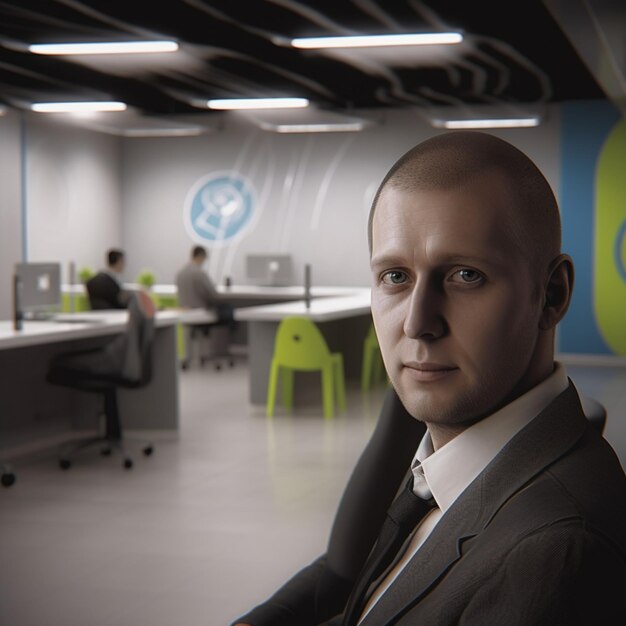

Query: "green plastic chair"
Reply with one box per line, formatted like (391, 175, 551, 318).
(361, 323, 386, 391)
(267, 316, 346, 419)
(151, 294, 187, 362)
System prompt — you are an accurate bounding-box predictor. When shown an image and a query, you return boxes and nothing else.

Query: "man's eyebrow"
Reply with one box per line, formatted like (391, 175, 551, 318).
(439, 253, 508, 266)
(370, 252, 509, 268)
(370, 254, 406, 268)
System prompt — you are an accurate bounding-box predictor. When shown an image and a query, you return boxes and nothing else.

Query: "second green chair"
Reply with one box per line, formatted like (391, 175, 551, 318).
(267, 316, 346, 419)
(361, 323, 387, 391)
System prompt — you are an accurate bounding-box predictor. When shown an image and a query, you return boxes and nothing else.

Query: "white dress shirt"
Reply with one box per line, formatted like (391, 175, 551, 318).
(358, 362, 570, 622)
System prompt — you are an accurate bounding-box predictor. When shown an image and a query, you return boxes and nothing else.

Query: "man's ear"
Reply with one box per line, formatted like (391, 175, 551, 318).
(539, 254, 575, 330)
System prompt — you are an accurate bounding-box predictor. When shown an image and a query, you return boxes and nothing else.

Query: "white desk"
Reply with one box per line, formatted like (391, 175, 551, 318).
(216, 284, 363, 302)
(0, 310, 180, 350)
(233, 291, 371, 323)
(175, 308, 218, 325)
(0, 310, 181, 460)
(233, 289, 373, 404)
(63, 283, 358, 300)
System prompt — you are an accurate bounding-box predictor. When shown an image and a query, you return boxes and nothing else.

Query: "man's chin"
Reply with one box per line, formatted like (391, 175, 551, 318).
(394, 385, 480, 427)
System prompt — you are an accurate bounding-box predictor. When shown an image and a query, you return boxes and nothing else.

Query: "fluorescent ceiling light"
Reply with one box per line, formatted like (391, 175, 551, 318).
(29, 41, 179, 55)
(433, 117, 540, 129)
(31, 101, 127, 113)
(122, 127, 205, 137)
(269, 122, 365, 133)
(243, 107, 371, 133)
(291, 33, 462, 49)
(206, 97, 309, 110)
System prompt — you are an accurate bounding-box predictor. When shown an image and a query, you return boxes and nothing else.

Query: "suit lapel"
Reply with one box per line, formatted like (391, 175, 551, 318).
(361, 382, 589, 625)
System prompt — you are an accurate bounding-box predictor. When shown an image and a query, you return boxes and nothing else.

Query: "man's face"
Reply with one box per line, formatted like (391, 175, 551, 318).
(370, 171, 548, 438)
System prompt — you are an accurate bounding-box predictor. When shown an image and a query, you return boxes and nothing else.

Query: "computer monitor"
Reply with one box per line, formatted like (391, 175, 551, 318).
(245, 254, 294, 287)
(15, 262, 62, 318)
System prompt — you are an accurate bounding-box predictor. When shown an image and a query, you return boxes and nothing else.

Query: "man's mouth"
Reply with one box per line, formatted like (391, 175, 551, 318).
(403, 361, 458, 382)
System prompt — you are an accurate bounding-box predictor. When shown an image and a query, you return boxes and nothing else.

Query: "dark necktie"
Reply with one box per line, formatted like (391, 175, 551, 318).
(341, 476, 437, 626)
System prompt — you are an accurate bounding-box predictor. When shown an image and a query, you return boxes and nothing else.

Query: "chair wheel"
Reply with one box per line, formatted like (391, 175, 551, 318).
(2, 472, 16, 487)
(143, 446, 154, 456)
(123, 459, 133, 469)
(229, 359, 235, 367)
(59, 459, 71, 470)
(181, 361, 189, 370)
(215, 362, 222, 370)
(100, 447, 112, 456)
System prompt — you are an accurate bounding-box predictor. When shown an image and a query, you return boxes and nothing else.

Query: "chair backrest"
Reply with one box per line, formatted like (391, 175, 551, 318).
(119, 290, 156, 386)
(580, 395, 607, 435)
(273, 316, 332, 370)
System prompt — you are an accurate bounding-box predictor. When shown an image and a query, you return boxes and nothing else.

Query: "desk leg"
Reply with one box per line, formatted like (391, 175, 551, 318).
(118, 324, 180, 430)
(247, 321, 278, 405)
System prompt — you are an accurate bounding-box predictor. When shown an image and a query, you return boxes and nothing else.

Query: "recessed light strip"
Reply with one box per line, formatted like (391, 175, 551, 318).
(29, 41, 179, 55)
(207, 97, 309, 110)
(273, 122, 365, 133)
(31, 101, 127, 113)
(291, 32, 462, 49)
(123, 127, 205, 137)
(434, 117, 540, 129)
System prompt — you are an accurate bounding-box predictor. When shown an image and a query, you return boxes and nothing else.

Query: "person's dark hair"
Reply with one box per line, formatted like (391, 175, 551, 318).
(368, 131, 561, 275)
(191, 245, 207, 260)
(107, 248, 125, 266)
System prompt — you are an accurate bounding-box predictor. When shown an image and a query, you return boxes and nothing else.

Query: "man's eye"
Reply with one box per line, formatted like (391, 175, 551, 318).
(381, 270, 408, 285)
(452, 269, 483, 283)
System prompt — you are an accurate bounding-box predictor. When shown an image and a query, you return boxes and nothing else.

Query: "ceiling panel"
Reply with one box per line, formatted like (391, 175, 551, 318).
(0, 0, 618, 134)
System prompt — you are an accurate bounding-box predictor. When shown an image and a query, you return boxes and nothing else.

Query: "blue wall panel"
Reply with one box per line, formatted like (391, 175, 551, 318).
(558, 100, 620, 355)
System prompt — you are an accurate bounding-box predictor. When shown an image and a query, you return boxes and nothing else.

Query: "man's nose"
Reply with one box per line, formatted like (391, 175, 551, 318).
(403, 279, 446, 340)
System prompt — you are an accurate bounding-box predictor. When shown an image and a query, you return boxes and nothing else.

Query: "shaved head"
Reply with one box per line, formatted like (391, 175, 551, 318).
(369, 131, 561, 279)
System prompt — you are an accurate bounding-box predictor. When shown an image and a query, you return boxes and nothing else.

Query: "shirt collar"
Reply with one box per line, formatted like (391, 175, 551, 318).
(411, 362, 569, 511)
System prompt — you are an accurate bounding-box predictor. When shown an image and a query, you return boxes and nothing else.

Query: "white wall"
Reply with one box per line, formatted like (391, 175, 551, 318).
(0, 106, 561, 316)
(0, 110, 23, 320)
(120, 107, 562, 287)
(25, 116, 123, 282)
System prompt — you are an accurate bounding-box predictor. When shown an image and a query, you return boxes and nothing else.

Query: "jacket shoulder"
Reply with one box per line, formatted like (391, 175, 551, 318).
(485, 431, 626, 558)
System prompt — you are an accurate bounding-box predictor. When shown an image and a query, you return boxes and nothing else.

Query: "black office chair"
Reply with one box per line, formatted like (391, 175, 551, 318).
(1, 462, 16, 487)
(181, 321, 236, 371)
(180, 303, 237, 371)
(47, 291, 156, 470)
(581, 395, 607, 435)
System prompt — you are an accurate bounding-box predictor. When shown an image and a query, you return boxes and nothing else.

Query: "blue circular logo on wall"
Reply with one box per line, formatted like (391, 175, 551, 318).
(184, 171, 255, 246)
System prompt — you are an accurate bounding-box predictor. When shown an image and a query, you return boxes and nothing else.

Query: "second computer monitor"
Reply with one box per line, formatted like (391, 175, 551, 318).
(245, 254, 294, 287)
(15, 262, 62, 317)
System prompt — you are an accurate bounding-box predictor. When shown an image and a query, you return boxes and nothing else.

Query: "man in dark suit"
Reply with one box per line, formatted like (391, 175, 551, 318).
(233, 132, 626, 625)
(86, 248, 131, 310)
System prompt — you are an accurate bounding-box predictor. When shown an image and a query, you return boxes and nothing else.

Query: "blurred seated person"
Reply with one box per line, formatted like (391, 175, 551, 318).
(86, 248, 132, 310)
(175, 245, 234, 325)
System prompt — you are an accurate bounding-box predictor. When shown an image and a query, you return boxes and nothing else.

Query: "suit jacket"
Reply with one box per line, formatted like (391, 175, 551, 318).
(236, 384, 626, 626)
(344, 383, 626, 625)
(86, 271, 126, 310)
